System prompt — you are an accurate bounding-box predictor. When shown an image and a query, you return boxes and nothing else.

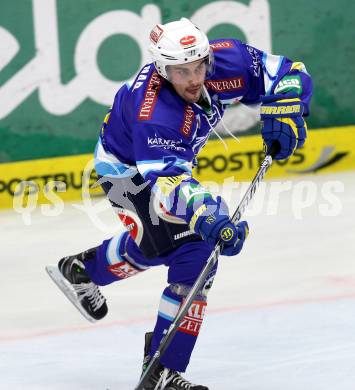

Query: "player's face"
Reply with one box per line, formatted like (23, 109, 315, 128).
(167, 59, 207, 103)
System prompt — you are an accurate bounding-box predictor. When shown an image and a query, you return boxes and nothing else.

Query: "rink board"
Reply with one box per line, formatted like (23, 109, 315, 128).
(0, 125, 354, 209)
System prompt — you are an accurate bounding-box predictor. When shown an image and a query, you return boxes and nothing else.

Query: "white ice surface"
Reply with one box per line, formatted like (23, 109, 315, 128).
(1, 172, 355, 390)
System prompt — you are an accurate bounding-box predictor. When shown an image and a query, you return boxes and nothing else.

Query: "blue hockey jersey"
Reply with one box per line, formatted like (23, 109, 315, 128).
(96, 38, 312, 226)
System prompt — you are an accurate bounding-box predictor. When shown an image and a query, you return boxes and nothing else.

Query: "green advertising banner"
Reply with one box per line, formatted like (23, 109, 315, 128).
(0, 0, 354, 163)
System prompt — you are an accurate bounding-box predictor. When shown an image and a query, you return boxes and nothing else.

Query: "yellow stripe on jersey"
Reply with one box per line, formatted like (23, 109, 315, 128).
(100, 107, 112, 136)
(291, 62, 306, 72)
(156, 174, 190, 196)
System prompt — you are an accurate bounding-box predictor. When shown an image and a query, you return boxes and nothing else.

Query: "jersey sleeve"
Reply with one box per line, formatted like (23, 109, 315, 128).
(133, 123, 214, 226)
(239, 41, 313, 115)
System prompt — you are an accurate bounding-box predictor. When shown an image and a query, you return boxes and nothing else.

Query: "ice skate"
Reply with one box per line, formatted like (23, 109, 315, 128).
(141, 332, 209, 390)
(46, 249, 108, 323)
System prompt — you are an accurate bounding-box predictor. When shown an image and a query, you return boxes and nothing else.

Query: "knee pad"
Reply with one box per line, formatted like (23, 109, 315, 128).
(169, 269, 216, 300)
(168, 282, 209, 301)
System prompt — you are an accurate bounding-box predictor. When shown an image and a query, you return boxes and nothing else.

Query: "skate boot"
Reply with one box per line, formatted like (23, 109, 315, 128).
(141, 332, 209, 390)
(46, 248, 108, 323)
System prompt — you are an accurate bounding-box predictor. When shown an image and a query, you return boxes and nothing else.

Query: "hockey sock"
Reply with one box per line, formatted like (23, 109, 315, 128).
(149, 286, 207, 372)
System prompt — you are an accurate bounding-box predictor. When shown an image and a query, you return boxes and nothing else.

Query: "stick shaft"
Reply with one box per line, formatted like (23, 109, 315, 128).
(134, 152, 274, 390)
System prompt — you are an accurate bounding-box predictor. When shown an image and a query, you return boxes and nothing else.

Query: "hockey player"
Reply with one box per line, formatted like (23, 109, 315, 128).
(46, 18, 312, 389)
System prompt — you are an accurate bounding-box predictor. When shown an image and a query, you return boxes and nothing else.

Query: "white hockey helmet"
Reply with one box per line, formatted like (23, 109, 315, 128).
(148, 18, 213, 80)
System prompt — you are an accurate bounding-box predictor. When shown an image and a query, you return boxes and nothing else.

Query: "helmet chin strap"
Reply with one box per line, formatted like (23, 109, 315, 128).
(194, 86, 240, 150)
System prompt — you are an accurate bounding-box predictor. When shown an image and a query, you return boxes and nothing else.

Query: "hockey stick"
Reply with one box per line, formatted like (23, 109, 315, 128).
(134, 143, 280, 390)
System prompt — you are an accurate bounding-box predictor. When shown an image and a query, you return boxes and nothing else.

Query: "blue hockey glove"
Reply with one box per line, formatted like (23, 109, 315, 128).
(260, 93, 307, 160)
(189, 196, 249, 256)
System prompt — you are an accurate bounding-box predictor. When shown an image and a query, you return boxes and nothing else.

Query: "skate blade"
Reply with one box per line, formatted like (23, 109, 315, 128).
(45, 265, 97, 324)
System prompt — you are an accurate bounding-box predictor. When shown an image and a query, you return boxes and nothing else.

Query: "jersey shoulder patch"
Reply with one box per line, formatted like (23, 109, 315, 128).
(207, 39, 249, 96)
(210, 39, 235, 51)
